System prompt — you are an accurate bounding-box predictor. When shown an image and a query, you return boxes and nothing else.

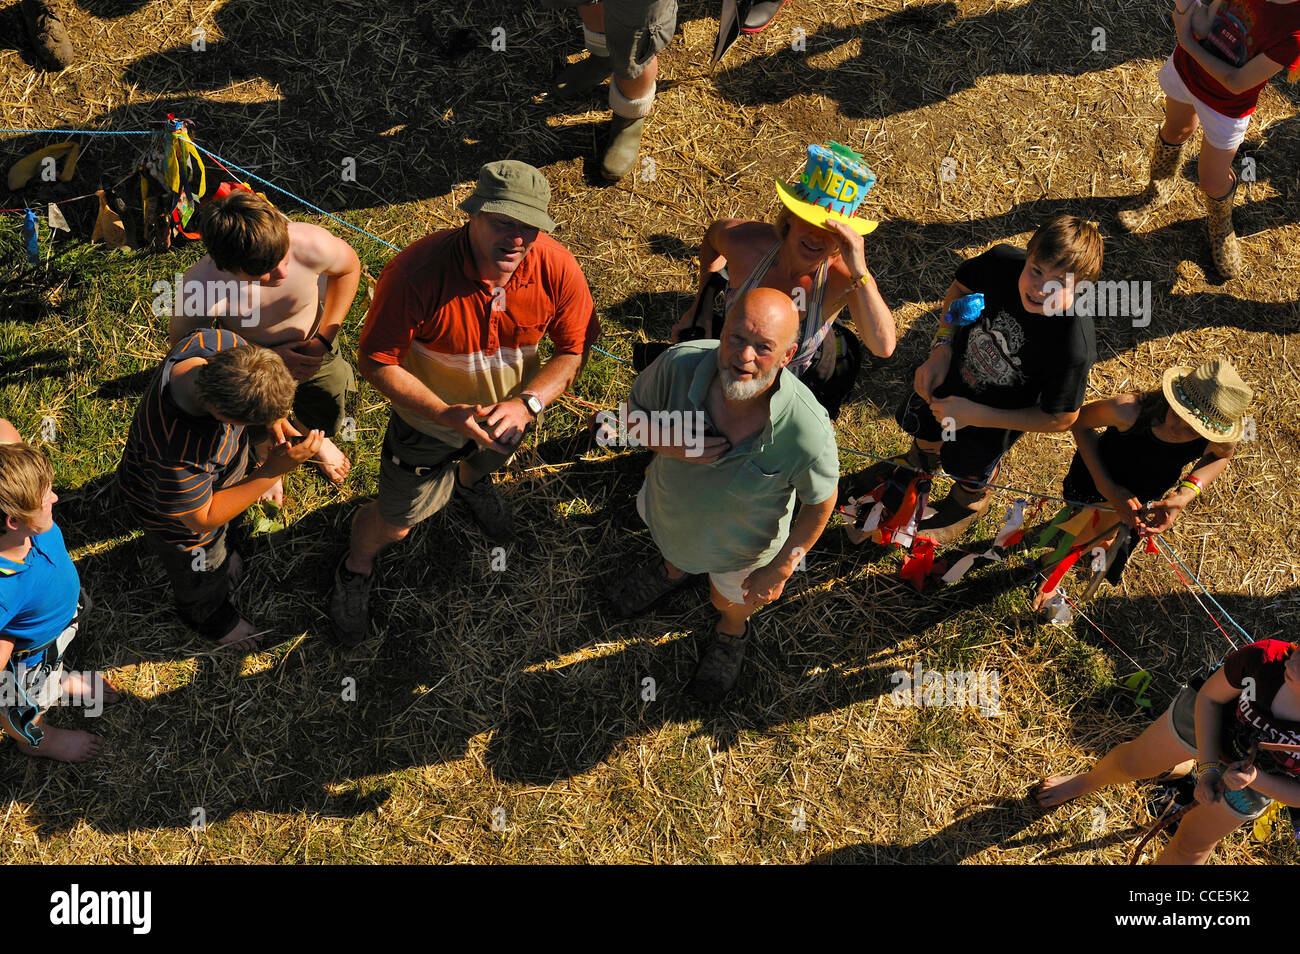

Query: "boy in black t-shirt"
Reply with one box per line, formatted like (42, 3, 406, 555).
(889, 215, 1103, 544)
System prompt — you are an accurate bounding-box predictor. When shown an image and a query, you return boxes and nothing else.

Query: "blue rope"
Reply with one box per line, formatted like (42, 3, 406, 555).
(591, 345, 630, 364)
(1154, 535, 1252, 645)
(0, 128, 155, 135)
(178, 136, 403, 253)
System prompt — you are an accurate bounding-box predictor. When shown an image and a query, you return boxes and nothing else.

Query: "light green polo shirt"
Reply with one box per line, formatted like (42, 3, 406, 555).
(628, 340, 839, 575)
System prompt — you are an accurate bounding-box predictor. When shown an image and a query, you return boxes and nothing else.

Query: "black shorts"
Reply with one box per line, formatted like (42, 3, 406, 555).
(895, 390, 1021, 485)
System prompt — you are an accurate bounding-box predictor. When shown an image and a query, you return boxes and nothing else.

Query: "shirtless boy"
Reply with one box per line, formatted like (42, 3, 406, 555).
(171, 189, 362, 495)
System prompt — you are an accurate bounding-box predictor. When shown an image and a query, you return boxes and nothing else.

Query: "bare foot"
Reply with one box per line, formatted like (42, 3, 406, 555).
(226, 550, 244, 588)
(217, 618, 266, 652)
(60, 670, 123, 706)
(1032, 774, 1089, 809)
(258, 478, 284, 507)
(311, 438, 351, 485)
(16, 726, 104, 762)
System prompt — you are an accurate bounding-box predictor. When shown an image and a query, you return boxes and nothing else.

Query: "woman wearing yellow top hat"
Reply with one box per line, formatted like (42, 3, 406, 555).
(668, 143, 897, 418)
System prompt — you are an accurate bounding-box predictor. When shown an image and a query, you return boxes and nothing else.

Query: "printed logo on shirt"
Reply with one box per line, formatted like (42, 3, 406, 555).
(1203, 6, 1252, 67)
(959, 312, 1026, 391)
(1236, 695, 1300, 773)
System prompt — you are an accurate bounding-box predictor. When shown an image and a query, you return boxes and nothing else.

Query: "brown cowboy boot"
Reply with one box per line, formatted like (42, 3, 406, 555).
(918, 479, 993, 546)
(1204, 174, 1242, 280)
(21, 0, 74, 71)
(848, 440, 940, 497)
(1116, 130, 1186, 233)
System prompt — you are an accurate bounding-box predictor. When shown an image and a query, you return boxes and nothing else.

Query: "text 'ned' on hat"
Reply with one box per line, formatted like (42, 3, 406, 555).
(776, 142, 878, 236)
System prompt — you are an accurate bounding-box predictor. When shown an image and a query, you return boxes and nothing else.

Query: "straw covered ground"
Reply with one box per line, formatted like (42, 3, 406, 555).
(1, 0, 1299, 864)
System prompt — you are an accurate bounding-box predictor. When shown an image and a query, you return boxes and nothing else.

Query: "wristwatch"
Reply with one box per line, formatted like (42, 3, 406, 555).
(520, 391, 544, 418)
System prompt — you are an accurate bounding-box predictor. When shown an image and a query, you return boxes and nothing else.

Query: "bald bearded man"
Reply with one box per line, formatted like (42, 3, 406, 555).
(610, 288, 840, 702)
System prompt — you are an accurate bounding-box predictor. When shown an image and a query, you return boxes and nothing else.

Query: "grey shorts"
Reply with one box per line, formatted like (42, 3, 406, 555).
(544, 0, 678, 79)
(376, 411, 513, 527)
(1163, 684, 1272, 821)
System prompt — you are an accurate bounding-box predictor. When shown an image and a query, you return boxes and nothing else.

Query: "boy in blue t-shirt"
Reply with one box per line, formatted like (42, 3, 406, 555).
(0, 435, 118, 762)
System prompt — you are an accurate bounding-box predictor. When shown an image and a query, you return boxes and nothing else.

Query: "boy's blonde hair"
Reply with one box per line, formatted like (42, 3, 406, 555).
(1026, 215, 1104, 284)
(194, 346, 296, 426)
(0, 443, 54, 530)
(197, 190, 290, 277)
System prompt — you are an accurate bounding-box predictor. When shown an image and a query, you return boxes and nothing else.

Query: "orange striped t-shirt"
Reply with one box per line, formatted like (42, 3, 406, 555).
(117, 329, 250, 550)
(359, 226, 598, 445)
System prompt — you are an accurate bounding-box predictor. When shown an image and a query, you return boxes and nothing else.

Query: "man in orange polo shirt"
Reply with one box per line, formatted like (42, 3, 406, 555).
(330, 160, 599, 646)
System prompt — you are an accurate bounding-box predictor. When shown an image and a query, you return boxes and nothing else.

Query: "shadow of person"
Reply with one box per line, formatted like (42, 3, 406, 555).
(0, 347, 73, 385)
(807, 798, 1142, 863)
(477, 451, 983, 783)
(712, 1, 1154, 122)
(646, 233, 697, 262)
(806, 797, 1049, 864)
(4, 496, 494, 835)
(104, 1, 598, 210)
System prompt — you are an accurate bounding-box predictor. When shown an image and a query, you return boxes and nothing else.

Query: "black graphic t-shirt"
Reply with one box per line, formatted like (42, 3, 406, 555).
(1222, 639, 1300, 778)
(939, 245, 1096, 415)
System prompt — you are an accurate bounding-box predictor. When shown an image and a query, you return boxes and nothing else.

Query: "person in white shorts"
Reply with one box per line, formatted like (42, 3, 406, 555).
(1116, 0, 1300, 280)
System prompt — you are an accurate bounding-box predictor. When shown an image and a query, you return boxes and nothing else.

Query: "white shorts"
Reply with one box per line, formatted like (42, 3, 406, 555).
(1157, 54, 1251, 152)
(636, 482, 763, 606)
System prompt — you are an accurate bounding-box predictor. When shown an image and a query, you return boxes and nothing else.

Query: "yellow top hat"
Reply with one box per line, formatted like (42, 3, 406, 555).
(776, 142, 878, 236)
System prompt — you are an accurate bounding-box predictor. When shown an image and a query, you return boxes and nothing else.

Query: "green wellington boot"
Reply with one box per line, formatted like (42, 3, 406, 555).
(601, 114, 646, 182)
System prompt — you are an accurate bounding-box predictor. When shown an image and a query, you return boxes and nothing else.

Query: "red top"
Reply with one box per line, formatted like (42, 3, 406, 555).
(1173, 0, 1300, 118)
(1221, 638, 1300, 777)
(359, 226, 598, 443)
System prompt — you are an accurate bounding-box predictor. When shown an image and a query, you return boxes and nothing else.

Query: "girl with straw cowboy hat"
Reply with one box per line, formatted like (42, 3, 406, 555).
(1032, 357, 1253, 616)
(668, 142, 897, 419)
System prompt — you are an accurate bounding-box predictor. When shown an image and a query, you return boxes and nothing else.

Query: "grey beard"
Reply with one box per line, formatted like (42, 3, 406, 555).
(718, 363, 779, 401)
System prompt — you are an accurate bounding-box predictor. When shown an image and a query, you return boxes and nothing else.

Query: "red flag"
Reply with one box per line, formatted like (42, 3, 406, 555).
(900, 537, 937, 591)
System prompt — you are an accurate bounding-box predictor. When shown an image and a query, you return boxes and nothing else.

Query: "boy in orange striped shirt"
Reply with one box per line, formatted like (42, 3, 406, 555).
(118, 330, 322, 649)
